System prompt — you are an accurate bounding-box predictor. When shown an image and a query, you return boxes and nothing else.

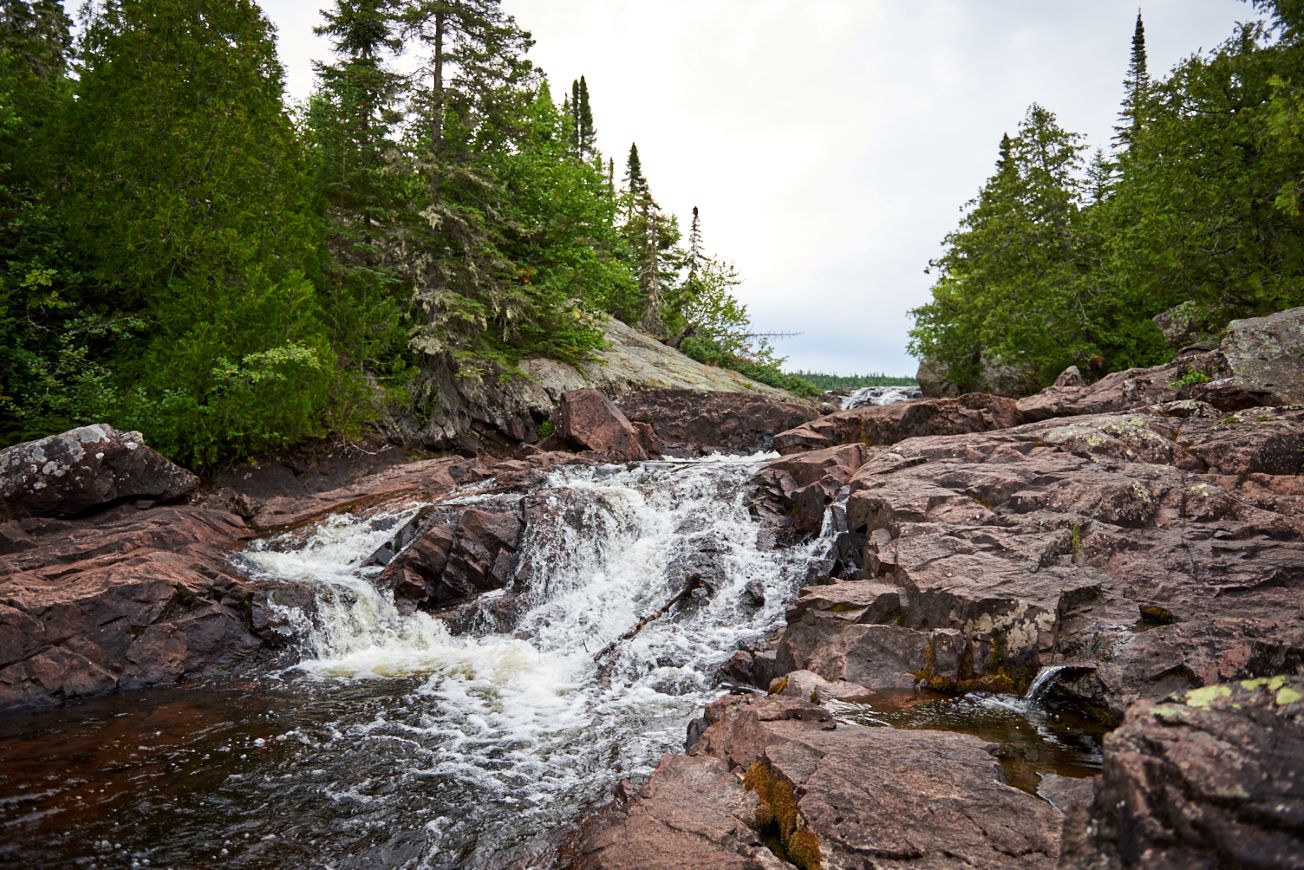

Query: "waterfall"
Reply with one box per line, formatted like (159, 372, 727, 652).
(238, 454, 825, 867)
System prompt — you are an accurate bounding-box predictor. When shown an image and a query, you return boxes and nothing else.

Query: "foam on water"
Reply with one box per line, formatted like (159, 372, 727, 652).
(239, 454, 822, 866)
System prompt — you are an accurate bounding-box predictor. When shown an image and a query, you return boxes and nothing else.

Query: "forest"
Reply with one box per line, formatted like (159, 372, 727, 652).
(910, 1, 1304, 392)
(0, 0, 809, 469)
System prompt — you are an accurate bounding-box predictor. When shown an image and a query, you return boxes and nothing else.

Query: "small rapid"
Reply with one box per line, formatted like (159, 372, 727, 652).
(232, 454, 822, 867)
(840, 385, 923, 409)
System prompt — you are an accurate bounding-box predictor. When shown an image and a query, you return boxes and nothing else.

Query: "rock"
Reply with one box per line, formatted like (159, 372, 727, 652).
(823, 406, 1304, 714)
(251, 456, 486, 530)
(772, 392, 1020, 454)
(555, 389, 648, 461)
(417, 314, 805, 450)
(615, 389, 817, 455)
(564, 754, 784, 870)
(376, 504, 524, 612)
(1220, 305, 1304, 407)
(1054, 365, 1085, 388)
(0, 424, 198, 519)
(1061, 677, 1304, 869)
(677, 694, 1064, 868)
(915, 352, 1037, 398)
(1152, 300, 1226, 349)
(0, 506, 276, 710)
(754, 443, 869, 545)
(915, 355, 959, 398)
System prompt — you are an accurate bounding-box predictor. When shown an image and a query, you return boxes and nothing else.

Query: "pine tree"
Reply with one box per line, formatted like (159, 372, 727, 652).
(576, 74, 596, 158)
(309, 0, 409, 382)
(1114, 10, 1151, 149)
(396, 0, 536, 364)
(687, 205, 704, 278)
(623, 142, 646, 193)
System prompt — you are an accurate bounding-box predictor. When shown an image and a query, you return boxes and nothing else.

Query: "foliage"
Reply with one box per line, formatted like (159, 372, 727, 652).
(0, 0, 797, 461)
(791, 372, 919, 390)
(910, 6, 1304, 394)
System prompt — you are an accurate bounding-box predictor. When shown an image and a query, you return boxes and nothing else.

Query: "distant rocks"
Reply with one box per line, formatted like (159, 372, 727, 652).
(771, 392, 1019, 454)
(617, 388, 817, 456)
(1, 424, 198, 519)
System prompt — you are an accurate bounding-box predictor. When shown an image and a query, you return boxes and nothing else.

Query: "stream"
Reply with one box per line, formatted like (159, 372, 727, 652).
(0, 453, 1103, 868)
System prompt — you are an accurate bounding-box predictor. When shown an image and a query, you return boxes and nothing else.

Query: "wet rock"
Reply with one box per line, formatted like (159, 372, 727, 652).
(0, 507, 273, 710)
(376, 504, 524, 613)
(555, 389, 648, 461)
(772, 392, 1020, 455)
(615, 389, 816, 456)
(0, 424, 198, 519)
(565, 754, 783, 870)
(1061, 677, 1304, 869)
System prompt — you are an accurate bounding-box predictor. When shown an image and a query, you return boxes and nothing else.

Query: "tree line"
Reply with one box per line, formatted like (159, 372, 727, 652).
(0, 0, 804, 468)
(909, 2, 1304, 393)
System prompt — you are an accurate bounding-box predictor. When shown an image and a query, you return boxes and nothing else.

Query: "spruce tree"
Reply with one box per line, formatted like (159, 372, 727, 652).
(396, 0, 536, 365)
(309, 0, 409, 377)
(576, 75, 596, 158)
(1114, 11, 1151, 149)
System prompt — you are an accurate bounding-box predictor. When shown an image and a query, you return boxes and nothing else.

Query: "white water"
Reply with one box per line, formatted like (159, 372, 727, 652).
(1024, 664, 1072, 706)
(841, 385, 923, 409)
(240, 454, 823, 867)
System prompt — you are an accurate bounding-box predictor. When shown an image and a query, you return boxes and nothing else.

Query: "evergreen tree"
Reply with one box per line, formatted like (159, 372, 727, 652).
(397, 0, 539, 369)
(309, 0, 409, 384)
(66, 0, 337, 467)
(576, 74, 596, 158)
(1114, 10, 1151, 149)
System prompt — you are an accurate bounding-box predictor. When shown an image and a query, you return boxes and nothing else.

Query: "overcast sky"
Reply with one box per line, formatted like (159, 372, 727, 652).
(254, 1, 1258, 376)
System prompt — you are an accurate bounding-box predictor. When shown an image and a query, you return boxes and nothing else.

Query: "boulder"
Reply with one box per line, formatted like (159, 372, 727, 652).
(615, 389, 817, 456)
(1061, 677, 1304, 869)
(564, 754, 783, 870)
(0, 506, 275, 710)
(0, 424, 198, 519)
(915, 352, 1037, 398)
(1220, 305, 1304, 407)
(555, 389, 648, 461)
(375, 504, 524, 613)
(1152, 300, 1226, 349)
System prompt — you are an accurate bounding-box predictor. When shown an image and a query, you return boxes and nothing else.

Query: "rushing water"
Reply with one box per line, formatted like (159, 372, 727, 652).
(840, 385, 923, 409)
(0, 455, 823, 869)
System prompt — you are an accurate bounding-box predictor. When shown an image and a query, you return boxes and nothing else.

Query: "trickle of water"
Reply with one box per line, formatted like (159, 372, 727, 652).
(1024, 664, 1072, 706)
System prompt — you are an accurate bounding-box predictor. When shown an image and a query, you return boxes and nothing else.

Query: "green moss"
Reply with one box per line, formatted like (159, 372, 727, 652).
(1170, 367, 1213, 387)
(537, 419, 555, 439)
(744, 761, 822, 870)
(1184, 684, 1232, 708)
